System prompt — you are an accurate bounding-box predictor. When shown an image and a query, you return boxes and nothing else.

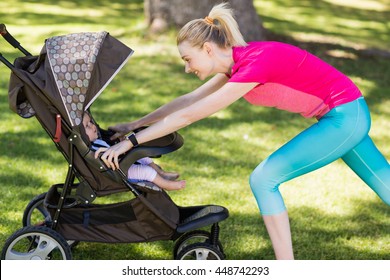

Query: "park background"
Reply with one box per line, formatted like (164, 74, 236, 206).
(0, 0, 389, 259)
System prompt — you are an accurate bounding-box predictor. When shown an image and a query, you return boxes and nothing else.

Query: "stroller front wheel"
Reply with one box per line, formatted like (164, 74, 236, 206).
(1, 226, 72, 260)
(176, 242, 224, 260)
(173, 230, 224, 259)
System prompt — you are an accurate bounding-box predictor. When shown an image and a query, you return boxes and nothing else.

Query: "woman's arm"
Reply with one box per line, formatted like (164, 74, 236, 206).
(97, 81, 258, 170)
(139, 73, 229, 124)
(108, 74, 229, 139)
(136, 82, 258, 142)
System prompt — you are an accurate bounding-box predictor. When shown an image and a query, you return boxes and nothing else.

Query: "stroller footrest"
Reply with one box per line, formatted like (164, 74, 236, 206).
(176, 205, 229, 233)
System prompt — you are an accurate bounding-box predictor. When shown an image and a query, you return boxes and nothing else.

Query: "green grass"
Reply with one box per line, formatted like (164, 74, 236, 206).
(0, 0, 389, 260)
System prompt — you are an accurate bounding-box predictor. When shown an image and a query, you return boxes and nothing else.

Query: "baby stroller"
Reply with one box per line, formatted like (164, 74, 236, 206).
(0, 24, 229, 260)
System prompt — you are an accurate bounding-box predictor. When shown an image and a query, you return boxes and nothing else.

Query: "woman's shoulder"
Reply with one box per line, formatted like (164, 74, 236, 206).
(232, 41, 280, 62)
(233, 41, 305, 63)
(235, 41, 297, 53)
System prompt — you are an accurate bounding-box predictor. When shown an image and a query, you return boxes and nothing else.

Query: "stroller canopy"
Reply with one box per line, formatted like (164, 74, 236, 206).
(46, 32, 133, 126)
(11, 31, 133, 127)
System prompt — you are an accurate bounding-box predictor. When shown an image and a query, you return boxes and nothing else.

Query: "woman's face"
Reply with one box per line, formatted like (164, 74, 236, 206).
(178, 41, 215, 80)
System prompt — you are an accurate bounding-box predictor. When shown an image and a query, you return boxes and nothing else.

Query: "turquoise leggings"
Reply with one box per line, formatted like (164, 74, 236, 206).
(249, 97, 390, 215)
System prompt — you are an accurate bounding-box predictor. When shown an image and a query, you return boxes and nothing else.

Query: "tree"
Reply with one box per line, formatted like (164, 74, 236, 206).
(145, 0, 266, 41)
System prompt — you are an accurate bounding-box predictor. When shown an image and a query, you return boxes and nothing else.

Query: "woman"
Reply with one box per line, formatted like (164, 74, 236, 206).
(96, 3, 390, 259)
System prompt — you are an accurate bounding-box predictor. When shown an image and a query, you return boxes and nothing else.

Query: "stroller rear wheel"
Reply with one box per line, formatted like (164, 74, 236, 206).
(22, 192, 50, 227)
(23, 192, 79, 248)
(1, 226, 72, 260)
(176, 242, 224, 260)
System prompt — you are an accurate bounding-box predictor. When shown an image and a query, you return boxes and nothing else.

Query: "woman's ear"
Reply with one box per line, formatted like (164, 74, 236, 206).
(203, 42, 213, 55)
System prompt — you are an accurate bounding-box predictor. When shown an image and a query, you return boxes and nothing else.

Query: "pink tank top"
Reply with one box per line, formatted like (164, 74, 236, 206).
(228, 42, 362, 118)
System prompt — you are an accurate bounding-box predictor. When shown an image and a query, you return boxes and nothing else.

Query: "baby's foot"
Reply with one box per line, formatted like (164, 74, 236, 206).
(161, 171, 180, 180)
(160, 180, 186, 191)
(151, 163, 180, 180)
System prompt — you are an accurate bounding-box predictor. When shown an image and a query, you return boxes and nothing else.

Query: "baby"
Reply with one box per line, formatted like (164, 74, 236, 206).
(83, 113, 185, 191)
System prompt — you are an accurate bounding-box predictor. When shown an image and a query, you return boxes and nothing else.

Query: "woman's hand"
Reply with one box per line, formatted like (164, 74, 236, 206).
(108, 122, 138, 141)
(94, 140, 133, 170)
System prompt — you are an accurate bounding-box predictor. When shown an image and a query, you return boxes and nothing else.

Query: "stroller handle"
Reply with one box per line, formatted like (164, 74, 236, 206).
(0, 23, 6, 35)
(0, 23, 32, 56)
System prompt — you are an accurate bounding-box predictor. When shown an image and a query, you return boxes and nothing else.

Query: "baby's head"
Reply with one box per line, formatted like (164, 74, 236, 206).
(82, 112, 98, 142)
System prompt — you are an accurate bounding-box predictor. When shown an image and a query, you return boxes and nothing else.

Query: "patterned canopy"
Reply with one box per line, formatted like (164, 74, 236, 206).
(45, 31, 133, 126)
(9, 31, 133, 127)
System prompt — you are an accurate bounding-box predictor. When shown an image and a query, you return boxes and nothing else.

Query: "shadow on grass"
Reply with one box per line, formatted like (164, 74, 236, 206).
(258, 0, 390, 48)
(0, 128, 67, 165)
(289, 200, 390, 260)
(1, 0, 144, 27)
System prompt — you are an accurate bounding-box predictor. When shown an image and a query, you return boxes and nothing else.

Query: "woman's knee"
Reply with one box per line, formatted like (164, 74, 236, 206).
(249, 164, 287, 214)
(249, 164, 264, 190)
(249, 163, 278, 193)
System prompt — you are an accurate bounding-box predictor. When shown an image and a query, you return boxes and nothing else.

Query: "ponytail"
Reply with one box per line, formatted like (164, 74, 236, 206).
(177, 2, 247, 48)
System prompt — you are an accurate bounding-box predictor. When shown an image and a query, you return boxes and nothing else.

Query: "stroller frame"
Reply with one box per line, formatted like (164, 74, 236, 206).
(0, 24, 229, 260)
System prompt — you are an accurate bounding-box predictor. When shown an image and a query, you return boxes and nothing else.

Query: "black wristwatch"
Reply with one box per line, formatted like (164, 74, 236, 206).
(127, 133, 139, 147)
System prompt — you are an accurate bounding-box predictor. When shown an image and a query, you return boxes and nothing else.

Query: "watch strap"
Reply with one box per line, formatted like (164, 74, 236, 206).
(127, 133, 139, 147)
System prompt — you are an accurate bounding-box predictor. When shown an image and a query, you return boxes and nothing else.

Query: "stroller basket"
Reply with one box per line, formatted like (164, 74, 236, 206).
(44, 184, 180, 243)
(44, 183, 229, 243)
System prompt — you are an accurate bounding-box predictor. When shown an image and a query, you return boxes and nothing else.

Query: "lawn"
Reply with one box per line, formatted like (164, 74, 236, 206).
(0, 0, 389, 260)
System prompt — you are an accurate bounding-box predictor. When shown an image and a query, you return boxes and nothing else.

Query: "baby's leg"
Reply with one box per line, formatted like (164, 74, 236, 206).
(128, 164, 184, 191)
(136, 158, 180, 180)
(153, 174, 186, 191)
(150, 162, 180, 180)
(128, 163, 157, 182)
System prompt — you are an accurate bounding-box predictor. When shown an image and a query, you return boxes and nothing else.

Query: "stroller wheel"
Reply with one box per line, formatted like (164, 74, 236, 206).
(23, 192, 79, 248)
(22, 192, 50, 227)
(176, 242, 224, 260)
(1, 226, 72, 260)
(173, 230, 224, 259)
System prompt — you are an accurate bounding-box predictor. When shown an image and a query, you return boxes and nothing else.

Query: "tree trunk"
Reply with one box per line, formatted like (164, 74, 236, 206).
(145, 0, 266, 41)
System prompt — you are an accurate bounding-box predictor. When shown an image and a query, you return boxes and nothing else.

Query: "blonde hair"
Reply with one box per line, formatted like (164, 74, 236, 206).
(177, 2, 247, 48)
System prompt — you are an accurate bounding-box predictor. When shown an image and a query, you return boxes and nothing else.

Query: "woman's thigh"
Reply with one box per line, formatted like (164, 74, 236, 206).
(254, 98, 371, 187)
